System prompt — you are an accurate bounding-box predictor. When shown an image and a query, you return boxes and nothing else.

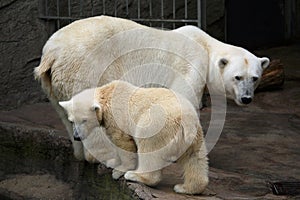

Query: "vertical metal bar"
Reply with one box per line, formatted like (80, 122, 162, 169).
(45, 0, 48, 16)
(201, 0, 206, 30)
(114, 0, 117, 16)
(68, 0, 71, 23)
(149, 0, 152, 26)
(126, 0, 129, 17)
(138, 0, 140, 19)
(173, 0, 176, 29)
(161, 0, 164, 28)
(103, 0, 106, 15)
(197, 0, 201, 28)
(56, 0, 60, 28)
(80, 0, 83, 17)
(184, 0, 187, 25)
(224, 0, 227, 41)
(91, 0, 94, 16)
(40, 0, 51, 37)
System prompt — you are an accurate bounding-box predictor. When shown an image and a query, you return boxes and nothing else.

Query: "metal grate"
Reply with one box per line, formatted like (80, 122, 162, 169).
(38, 0, 206, 30)
(269, 181, 300, 195)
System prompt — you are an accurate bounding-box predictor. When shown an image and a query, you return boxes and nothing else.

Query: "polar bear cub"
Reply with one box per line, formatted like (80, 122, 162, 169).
(59, 87, 137, 180)
(59, 80, 208, 194)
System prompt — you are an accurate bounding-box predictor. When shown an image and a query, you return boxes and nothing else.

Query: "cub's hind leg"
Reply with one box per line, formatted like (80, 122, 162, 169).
(174, 140, 209, 194)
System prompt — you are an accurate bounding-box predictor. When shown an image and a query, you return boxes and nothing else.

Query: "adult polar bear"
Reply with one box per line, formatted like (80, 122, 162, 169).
(34, 15, 269, 161)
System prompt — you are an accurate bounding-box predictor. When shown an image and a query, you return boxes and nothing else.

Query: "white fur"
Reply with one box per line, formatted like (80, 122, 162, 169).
(60, 80, 209, 194)
(35, 16, 269, 160)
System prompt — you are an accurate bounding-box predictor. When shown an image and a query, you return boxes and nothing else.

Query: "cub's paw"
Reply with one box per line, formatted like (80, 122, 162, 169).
(124, 171, 139, 182)
(112, 169, 125, 180)
(174, 184, 188, 194)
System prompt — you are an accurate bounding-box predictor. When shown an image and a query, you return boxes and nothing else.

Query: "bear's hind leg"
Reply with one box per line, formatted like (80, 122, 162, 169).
(174, 141, 208, 194)
(124, 170, 162, 186)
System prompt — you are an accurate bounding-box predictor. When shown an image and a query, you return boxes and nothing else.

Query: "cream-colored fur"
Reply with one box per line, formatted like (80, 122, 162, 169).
(58, 86, 137, 179)
(59, 80, 208, 194)
(34, 16, 269, 160)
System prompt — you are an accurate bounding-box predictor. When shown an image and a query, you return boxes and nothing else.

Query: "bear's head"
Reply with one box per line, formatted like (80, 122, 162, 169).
(59, 88, 101, 141)
(216, 49, 269, 106)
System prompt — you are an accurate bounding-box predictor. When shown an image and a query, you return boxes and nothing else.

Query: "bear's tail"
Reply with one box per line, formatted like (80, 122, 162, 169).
(34, 53, 54, 80)
(34, 52, 55, 96)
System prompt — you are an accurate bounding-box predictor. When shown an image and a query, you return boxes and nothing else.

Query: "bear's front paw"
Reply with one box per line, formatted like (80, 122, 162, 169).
(174, 184, 187, 194)
(124, 171, 139, 182)
(112, 169, 125, 180)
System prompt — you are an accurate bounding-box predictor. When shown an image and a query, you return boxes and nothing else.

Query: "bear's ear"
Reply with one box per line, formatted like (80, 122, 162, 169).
(92, 102, 103, 122)
(218, 58, 228, 69)
(91, 102, 101, 111)
(59, 101, 71, 111)
(260, 57, 270, 70)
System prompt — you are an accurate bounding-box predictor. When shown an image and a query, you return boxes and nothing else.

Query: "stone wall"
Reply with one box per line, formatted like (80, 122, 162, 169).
(0, 0, 49, 110)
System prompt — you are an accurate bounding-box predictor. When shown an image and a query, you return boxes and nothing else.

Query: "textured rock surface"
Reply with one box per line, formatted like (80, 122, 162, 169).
(0, 0, 49, 110)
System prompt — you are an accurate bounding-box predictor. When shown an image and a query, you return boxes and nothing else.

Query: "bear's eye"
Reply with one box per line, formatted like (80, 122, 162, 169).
(82, 119, 87, 124)
(252, 77, 259, 82)
(235, 76, 242, 81)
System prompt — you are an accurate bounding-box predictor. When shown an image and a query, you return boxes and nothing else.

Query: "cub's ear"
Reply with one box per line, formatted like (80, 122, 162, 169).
(92, 102, 101, 111)
(260, 57, 270, 70)
(92, 102, 103, 122)
(59, 101, 71, 111)
(218, 58, 229, 69)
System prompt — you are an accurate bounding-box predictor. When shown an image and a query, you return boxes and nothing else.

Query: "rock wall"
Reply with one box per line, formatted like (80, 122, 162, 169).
(0, 0, 50, 110)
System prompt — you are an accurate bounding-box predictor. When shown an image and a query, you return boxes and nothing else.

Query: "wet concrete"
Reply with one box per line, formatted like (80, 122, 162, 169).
(0, 43, 299, 199)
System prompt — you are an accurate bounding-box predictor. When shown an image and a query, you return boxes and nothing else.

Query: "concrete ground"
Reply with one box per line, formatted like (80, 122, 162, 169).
(0, 42, 299, 199)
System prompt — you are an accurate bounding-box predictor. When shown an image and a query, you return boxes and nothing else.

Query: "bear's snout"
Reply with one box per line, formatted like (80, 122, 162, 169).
(74, 136, 81, 141)
(241, 97, 252, 104)
(73, 127, 82, 141)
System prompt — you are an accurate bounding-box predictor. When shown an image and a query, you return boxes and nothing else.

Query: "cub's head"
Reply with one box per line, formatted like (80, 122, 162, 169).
(59, 88, 102, 141)
(217, 49, 269, 106)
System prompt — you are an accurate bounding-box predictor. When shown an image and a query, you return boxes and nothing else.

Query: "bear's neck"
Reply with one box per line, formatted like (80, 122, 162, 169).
(191, 29, 230, 95)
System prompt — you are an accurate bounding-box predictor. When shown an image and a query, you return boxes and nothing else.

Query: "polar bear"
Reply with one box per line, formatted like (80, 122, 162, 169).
(59, 80, 209, 194)
(34, 15, 269, 160)
(59, 86, 137, 179)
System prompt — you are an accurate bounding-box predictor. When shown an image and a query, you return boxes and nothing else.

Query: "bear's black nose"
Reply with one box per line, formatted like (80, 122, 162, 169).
(241, 97, 252, 104)
(74, 136, 81, 141)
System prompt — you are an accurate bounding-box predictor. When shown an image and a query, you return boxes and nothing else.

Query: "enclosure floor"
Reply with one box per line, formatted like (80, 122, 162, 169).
(0, 42, 299, 199)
